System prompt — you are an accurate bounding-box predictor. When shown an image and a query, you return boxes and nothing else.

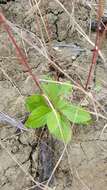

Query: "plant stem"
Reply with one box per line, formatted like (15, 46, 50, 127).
(85, 26, 101, 90)
(0, 11, 43, 93)
(85, 0, 104, 90)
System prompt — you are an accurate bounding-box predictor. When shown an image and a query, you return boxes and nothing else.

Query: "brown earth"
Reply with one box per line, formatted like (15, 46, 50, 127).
(0, 1, 107, 190)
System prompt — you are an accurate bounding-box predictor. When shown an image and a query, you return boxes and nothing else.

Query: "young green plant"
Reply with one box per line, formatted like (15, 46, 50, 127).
(25, 79, 91, 143)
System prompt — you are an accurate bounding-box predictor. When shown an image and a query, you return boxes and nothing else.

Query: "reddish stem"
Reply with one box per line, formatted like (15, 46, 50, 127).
(0, 12, 43, 93)
(85, 26, 101, 90)
(85, 0, 104, 90)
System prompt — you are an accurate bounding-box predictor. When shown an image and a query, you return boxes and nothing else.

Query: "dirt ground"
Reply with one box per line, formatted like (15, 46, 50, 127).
(0, 1, 107, 190)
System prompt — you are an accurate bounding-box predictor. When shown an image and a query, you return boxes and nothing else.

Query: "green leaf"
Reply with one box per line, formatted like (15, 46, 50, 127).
(59, 82, 72, 97)
(61, 103, 91, 124)
(25, 105, 51, 128)
(42, 82, 60, 103)
(42, 80, 72, 104)
(47, 111, 72, 143)
(25, 94, 46, 112)
(56, 98, 68, 109)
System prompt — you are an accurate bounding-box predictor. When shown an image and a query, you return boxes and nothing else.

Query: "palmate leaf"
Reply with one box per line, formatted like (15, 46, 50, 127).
(25, 94, 46, 112)
(60, 102, 91, 124)
(47, 111, 72, 143)
(25, 105, 51, 128)
(25, 76, 91, 143)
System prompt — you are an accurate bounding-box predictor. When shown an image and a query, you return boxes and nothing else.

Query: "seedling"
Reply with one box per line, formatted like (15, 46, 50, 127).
(25, 78, 91, 143)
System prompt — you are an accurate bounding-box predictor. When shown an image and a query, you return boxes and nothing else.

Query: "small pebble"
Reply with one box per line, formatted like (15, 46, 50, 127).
(11, 145, 19, 154)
